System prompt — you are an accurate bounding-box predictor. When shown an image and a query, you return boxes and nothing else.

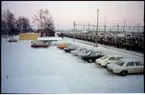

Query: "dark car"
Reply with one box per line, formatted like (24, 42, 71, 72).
(81, 51, 104, 63)
(8, 39, 18, 42)
(64, 45, 78, 53)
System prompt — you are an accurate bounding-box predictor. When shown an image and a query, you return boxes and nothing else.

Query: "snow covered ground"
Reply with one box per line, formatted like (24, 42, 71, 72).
(1, 37, 144, 93)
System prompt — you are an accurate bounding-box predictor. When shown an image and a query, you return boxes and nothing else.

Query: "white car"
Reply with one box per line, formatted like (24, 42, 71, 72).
(106, 59, 144, 76)
(71, 48, 87, 56)
(95, 55, 123, 67)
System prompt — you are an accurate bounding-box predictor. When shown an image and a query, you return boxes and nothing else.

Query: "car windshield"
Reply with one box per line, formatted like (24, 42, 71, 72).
(86, 51, 91, 55)
(116, 61, 125, 66)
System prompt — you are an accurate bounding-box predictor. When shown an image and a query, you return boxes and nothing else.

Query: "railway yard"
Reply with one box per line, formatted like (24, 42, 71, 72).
(61, 31, 144, 52)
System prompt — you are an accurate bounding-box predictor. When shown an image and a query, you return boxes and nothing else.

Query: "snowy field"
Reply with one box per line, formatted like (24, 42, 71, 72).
(1, 37, 144, 93)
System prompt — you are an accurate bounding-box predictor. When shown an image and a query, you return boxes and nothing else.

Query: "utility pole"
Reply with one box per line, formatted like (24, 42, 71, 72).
(95, 9, 99, 46)
(137, 24, 140, 32)
(123, 20, 126, 32)
(88, 23, 90, 31)
(117, 24, 119, 33)
(58, 24, 59, 33)
(73, 21, 76, 41)
(104, 16, 106, 32)
(93, 25, 95, 31)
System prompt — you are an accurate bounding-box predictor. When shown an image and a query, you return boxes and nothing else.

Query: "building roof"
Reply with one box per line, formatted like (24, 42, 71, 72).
(19, 33, 40, 35)
(37, 37, 62, 41)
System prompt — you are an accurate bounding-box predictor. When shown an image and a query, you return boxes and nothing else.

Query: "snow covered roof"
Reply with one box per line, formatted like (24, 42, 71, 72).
(19, 33, 39, 35)
(37, 37, 62, 41)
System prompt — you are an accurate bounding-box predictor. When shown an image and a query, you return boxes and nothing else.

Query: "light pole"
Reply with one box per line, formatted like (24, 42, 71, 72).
(123, 20, 126, 32)
(95, 9, 99, 46)
(58, 24, 59, 33)
(137, 24, 140, 32)
(104, 16, 106, 32)
(73, 21, 76, 41)
(117, 24, 119, 33)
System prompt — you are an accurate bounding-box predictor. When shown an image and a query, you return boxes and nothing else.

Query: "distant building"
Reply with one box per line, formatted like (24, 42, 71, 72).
(19, 33, 40, 40)
(36, 28, 55, 37)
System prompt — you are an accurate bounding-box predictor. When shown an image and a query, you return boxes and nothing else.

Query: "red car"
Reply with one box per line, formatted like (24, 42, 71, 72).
(31, 41, 49, 48)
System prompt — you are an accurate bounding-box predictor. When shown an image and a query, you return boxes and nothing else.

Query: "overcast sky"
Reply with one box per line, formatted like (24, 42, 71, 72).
(2, 1, 144, 30)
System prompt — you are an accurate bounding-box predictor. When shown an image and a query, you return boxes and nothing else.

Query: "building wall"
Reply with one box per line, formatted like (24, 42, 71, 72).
(19, 33, 40, 40)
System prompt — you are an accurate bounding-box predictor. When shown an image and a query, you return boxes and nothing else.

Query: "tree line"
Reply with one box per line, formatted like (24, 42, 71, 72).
(1, 9, 55, 38)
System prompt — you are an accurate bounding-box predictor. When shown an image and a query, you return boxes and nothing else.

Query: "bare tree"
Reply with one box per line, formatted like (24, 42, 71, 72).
(2, 9, 16, 39)
(15, 16, 30, 33)
(33, 9, 55, 36)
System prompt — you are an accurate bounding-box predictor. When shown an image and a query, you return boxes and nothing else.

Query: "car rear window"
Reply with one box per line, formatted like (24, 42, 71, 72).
(135, 61, 143, 66)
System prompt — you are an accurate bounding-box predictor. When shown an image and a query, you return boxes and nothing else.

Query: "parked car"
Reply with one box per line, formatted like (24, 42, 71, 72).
(64, 45, 78, 53)
(71, 48, 87, 56)
(8, 39, 18, 42)
(81, 51, 104, 63)
(31, 40, 49, 48)
(106, 59, 144, 76)
(78, 49, 93, 57)
(95, 55, 123, 67)
(57, 43, 71, 50)
(76, 48, 88, 56)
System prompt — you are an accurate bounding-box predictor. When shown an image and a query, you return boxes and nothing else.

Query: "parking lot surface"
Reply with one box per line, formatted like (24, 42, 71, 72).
(1, 37, 144, 93)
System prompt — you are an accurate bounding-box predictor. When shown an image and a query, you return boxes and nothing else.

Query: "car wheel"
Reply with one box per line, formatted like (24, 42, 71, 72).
(98, 63, 101, 66)
(88, 59, 93, 63)
(120, 71, 128, 76)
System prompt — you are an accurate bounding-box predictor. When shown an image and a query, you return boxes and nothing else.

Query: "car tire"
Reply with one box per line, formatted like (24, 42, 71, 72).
(98, 63, 101, 66)
(120, 71, 128, 76)
(88, 59, 93, 63)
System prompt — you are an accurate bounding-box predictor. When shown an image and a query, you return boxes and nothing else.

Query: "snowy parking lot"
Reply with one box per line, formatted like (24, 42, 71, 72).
(1, 37, 144, 93)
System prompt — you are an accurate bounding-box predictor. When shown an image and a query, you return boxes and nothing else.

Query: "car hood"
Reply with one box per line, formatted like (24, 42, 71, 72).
(96, 58, 105, 62)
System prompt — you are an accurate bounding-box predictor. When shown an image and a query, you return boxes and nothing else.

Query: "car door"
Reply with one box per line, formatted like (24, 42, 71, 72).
(134, 61, 144, 73)
(91, 53, 97, 60)
(125, 62, 135, 73)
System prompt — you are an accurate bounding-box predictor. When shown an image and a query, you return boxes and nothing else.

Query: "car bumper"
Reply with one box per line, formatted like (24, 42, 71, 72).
(95, 61, 101, 65)
(107, 67, 113, 72)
